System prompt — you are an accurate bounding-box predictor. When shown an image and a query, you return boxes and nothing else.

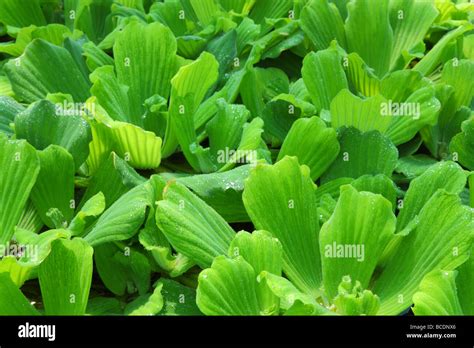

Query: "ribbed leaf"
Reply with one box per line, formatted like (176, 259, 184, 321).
(172, 165, 250, 222)
(412, 270, 463, 315)
(0, 0, 46, 27)
(300, 0, 346, 51)
(110, 121, 162, 169)
(249, 0, 292, 25)
(4, 39, 91, 103)
(456, 246, 474, 315)
(374, 191, 474, 315)
(450, 118, 474, 171)
(0, 273, 39, 315)
(196, 256, 260, 315)
(167, 52, 219, 172)
(345, 0, 393, 77)
(330, 89, 391, 133)
(124, 283, 164, 316)
(158, 278, 202, 316)
(243, 156, 322, 296)
(345, 53, 380, 97)
(39, 238, 93, 315)
(84, 176, 160, 246)
(79, 152, 145, 211)
(321, 127, 398, 183)
(14, 100, 91, 170)
(277, 116, 339, 180)
(351, 174, 397, 209)
(156, 181, 235, 269)
(30, 145, 75, 228)
(396, 161, 466, 232)
(413, 23, 472, 76)
(229, 230, 283, 315)
(114, 21, 178, 124)
(320, 185, 396, 299)
(441, 59, 474, 110)
(388, 0, 438, 71)
(0, 96, 24, 136)
(0, 135, 40, 245)
(258, 272, 333, 315)
(385, 86, 441, 146)
(302, 44, 348, 111)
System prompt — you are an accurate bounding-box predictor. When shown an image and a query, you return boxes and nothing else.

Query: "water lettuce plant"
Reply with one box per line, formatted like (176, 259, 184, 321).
(0, 0, 473, 316)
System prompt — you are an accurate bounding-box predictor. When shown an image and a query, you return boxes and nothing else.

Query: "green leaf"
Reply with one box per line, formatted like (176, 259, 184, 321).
(158, 278, 202, 316)
(173, 164, 251, 222)
(71, 0, 114, 44)
(82, 41, 115, 71)
(39, 238, 93, 315)
(440, 59, 474, 111)
(351, 174, 397, 209)
(0, 95, 24, 136)
(301, 44, 348, 112)
(109, 120, 163, 169)
(31, 145, 75, 228)
(345, 0, 393, 77)
(114, 246, 151, 295)
(0, 256, 33, 288)
(396, 161, 466, 232)
(243, 156, 322, 296)
(300, 0, 346, 51)
(89, 65, 131, 123)
(413, 23, 473, 76)
(0, 0, 46, 27)
(124, 282, 164, 316)
(456, 245, 474, 315)
(68, 192, 106, 236)
(321, 127, 398, 184)
(114, 21, 178, 124)
(320, 185, 396, 299)
(258, 271, 333, 315)
(229, 230, 283, 315)
(374, 191, 474, 315)
(206, 99, 249, 165)
(388, 0, 438, 71)
(240, 67, 289, 119)
(14, 228, 71, 267)
(5, 39, 91, 103)
(345, 53, 380, 97)
(14, 99, 92, 170)
(218, 117, 264, 172)
(333, 276, 380, 315)
(0, 134, 40, 245)
(86, 297, 122, 315)
(249, 0, 292, 25)
(277, 116, 340, 181)
(412, 270, 463, 316)
(330, 89, 391, 133)
(450, 118, 474, 171)
(93, 243, 128, 296)
(84, 176, 159, 246)
(138, 222, 194, 278)
(17, 200, 43, 233)
(79, 152, 145, 211)
(167, 51, 219, 172)
(395, 154, 438, 180)
(156, 181, 235, 269)
(196, 255, 261, 315)
(384, 86, 441, 146)
(0, 273, 39, 315)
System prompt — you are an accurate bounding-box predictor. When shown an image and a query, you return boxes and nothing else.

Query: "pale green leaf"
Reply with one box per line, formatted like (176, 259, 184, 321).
(243, 156, 322, 296)
(39, 238, 93, 315)
(277, 116, 340, 181)
(156, 181, 235, 269)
